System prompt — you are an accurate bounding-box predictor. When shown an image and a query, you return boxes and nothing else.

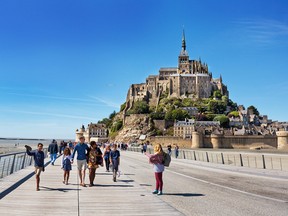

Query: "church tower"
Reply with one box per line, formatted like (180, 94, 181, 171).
(178, 29, 190, 74)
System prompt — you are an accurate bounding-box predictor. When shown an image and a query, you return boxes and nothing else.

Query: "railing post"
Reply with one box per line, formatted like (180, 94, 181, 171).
(10, 154, 16, 175)
(262, 155, 266, 169)
(1, 159, 6, 178)
(183, 150, 186, 159)
(193, 151, 197, 161)
(21, 153, 26, 169)
(221, 153, 225, 164)
(239, 154, 243, 167)
(206, 152, 209, 162)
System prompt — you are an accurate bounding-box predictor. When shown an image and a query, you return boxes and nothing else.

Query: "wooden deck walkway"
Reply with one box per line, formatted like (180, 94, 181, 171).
(0, 154, 183, 216)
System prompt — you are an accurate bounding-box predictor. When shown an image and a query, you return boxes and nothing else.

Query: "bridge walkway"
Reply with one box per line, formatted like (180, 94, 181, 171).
(0, 152, 183, 216)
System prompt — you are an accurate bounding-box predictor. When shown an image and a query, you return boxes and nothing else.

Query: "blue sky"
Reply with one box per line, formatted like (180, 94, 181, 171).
(0, 0, 287, 139)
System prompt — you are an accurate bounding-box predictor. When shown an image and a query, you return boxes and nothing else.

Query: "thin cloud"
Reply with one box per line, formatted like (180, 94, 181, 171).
(8, 92, 97, 103)
(233, 18, 288, 45)
(0, 109, 95, 120)
(5, 92, 111, 107)
(89, 96, 120, 109)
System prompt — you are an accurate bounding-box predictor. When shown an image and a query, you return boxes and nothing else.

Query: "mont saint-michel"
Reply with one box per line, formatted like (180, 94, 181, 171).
(125, 31, 228, 110)
(76, 32, 288, 151)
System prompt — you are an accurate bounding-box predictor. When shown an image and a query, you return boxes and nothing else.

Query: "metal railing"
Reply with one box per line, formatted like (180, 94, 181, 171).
(127, 147, 288, 172)
(0, 149, 48, 179)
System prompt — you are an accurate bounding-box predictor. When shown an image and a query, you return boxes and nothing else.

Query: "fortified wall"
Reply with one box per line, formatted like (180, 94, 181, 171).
(148, 133, 288, 150)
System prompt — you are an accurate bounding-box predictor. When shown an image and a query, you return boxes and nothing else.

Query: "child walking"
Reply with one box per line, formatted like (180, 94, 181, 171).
(145, 144, 165, 195)
(103, 145, 111, 172)
(88, 141, 103, 187)
(61, 148, 72, 185)
(110, 144, 120, 182)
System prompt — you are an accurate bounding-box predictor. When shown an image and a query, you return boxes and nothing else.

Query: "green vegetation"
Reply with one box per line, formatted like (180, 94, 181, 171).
(228, 111, 240, 118)
(127, 101, 149, 114)
(213, 115, 230, 128)
(110, 120, 123, 132)
(247, 105, 259, 115)
(120, 102, 126, 112)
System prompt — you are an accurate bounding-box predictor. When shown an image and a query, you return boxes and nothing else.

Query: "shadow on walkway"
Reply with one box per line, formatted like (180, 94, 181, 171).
(164, 193, 205, 197)
(93, 184, 134, 188)
(41, 186, 80, 192)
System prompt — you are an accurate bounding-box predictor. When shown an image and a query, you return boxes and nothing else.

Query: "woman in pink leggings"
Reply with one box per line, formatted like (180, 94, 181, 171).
(145, 144, 164, 195)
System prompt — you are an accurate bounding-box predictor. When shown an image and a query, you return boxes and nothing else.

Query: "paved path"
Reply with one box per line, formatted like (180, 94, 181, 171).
(0, 154, 183, 216)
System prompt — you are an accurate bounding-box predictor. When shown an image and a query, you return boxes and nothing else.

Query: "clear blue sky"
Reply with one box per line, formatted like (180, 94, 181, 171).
(0, 0, 287, 139)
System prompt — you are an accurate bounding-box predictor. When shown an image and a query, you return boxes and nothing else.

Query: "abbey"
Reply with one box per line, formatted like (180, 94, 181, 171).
(125, 31, 229, 109)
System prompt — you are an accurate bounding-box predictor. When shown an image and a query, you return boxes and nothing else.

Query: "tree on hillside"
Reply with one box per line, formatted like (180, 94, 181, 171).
(247, 105, 259, 116)
(208, 100, 226, 114)
(98, 118, 112, 128)
(120, 102, 126, 112)
(109, 111, 116, 119)
(165, 109, 189, 121)
(228, 111, 240, 118)
(213, 90, 222, 99)
(110, 120, 123, 132)
(195, 113, 208, 121)
(150, 111, 165, 120)
(182, 98, 194, 107)
(128, 101, 150, 114)
(213, 115, 229, 128)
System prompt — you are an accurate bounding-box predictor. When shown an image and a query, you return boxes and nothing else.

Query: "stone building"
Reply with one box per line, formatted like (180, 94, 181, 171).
(75, 123, 108, 143)
(125, 30, 229, 111)
(174, 119, 220, 138)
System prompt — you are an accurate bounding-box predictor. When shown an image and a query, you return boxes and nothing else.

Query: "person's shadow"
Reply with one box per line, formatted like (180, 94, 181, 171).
(164, 193, 205, 197)
(40, 186, 80, 193)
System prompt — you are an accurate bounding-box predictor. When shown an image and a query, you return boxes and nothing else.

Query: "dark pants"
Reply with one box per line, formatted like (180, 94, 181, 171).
(155, 172, 163, 191)
(104, 157, 110, 171)
(112, 160, 119, 180)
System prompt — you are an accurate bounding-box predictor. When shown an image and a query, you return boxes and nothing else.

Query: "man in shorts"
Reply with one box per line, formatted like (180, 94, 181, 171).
(71, 136, 89, 187)
(25, 143, 45, 191)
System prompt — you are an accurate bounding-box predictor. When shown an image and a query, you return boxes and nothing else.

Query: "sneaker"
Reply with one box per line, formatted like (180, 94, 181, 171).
(152, 190, 158, 194)
(157, 191, 163, 195)
(117, 171, 121, 177)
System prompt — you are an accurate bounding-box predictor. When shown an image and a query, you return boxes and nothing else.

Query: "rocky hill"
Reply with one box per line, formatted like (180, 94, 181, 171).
(109, 113, 151, 143)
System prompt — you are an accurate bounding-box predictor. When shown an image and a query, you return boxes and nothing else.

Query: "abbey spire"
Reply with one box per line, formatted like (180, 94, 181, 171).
(180, 28, 188, 56)
(182, 29, 186, 51)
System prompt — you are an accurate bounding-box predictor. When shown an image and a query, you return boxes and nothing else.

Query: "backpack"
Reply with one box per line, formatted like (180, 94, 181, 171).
(162, 152, 171, 167)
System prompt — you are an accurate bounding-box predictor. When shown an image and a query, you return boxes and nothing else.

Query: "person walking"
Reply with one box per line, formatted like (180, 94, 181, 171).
(174, 144, 179, 158)
(87, 141, 103, 187)
(48, 139, 58, 165)
(103, 144, 111, 172)
(110, 144, 120, 182)
(71, 136, 89, 187)
(145, 144, 164, 195)
(25, 143, 45, 191)
(61, 147, 72, 185)
(68, 140, 74, 152)
(167, 144, 172, 156)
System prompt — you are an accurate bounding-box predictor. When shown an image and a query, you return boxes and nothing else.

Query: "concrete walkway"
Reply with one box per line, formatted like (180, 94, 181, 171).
(0, 155, 183, 216)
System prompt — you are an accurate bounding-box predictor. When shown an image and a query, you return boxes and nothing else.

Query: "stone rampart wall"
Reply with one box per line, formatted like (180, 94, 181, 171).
(149, 136, 191, 148)
(148, 135, 277, 149)
(203, 135, 277, 149)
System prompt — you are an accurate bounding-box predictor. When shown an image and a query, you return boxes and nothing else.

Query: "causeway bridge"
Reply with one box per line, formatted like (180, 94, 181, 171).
(0, 149, 288, 216)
